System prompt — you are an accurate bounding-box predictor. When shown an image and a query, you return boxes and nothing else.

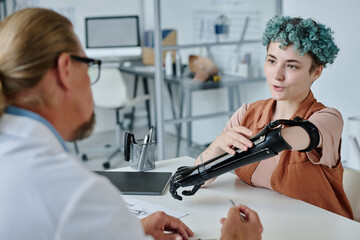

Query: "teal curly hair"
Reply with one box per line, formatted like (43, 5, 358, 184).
(262, 16, 339, 68)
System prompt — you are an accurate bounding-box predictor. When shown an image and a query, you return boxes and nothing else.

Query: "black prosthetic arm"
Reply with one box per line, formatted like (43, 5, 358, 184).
(169, 117, 319, 200)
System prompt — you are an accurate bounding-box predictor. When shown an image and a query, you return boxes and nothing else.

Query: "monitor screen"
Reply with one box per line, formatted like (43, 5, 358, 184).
(85, 16, 140, 48)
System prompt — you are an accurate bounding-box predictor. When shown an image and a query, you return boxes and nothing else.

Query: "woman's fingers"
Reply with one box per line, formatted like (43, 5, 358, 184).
(222, 127, 253, 153)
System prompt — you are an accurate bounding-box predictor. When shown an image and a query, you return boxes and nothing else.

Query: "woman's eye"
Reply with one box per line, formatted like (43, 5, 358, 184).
(287, 64, 297, 69)
(267, 59, 275, 64)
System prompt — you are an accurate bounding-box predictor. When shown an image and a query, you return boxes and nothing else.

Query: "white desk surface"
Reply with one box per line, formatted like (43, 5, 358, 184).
(115, 156, 360, 240)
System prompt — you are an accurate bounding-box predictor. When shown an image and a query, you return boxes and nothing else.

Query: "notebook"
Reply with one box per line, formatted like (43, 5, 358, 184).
(94, 171, 173, 195)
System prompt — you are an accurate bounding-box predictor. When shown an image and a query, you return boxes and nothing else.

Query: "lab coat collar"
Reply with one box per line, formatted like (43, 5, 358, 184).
(4, 106, 70, 152)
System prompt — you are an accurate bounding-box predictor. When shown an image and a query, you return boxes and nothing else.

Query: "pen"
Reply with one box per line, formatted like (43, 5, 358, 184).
(138, 134, 149, 171)
(229, 199, 245, 222)
(148, 126, 154, 142)
(124, 132, 136, 161)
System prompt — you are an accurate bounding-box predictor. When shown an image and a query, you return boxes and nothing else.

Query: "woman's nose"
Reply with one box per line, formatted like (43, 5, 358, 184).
(273, 66, 285, 81)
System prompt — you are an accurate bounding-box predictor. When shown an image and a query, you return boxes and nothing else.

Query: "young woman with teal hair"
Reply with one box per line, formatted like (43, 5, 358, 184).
(195, 16, 354, 219)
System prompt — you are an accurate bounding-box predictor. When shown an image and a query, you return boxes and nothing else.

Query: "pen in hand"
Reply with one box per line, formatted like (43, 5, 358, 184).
(229, 199, 245, 222)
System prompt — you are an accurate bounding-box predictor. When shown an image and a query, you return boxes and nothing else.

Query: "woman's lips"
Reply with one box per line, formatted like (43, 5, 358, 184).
(273, 85, 285, 91)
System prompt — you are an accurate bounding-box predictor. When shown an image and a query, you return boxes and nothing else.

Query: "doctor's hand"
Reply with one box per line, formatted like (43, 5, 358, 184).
(141, 211, 194, 240)
(213, 126, 253, 156)
(220, 205, 263, 240)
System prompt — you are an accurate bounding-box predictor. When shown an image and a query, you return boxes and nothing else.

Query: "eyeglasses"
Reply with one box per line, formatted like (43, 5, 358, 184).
(70, 55, 102, 85)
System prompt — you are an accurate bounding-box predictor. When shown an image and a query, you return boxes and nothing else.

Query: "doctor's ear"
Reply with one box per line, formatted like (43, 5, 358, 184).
(56, 52, 72, 90)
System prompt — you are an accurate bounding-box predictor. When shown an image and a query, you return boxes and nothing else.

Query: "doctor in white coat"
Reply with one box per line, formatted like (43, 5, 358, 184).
(0, 8, 194, 240)
(0, 7, 262, 240)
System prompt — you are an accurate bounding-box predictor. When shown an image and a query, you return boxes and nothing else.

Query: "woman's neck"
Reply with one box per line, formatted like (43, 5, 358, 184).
(272, 100, 301, 120)
(272, 89, 312, 120)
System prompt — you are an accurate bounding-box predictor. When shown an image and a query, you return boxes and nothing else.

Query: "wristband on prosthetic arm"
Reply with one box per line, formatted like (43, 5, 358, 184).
(169, 116, 319, 200)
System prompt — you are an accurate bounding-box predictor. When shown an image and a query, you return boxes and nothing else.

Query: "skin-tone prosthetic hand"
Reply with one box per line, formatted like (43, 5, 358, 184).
(169, 117, 320, 200)
(188, 55, 219, 82)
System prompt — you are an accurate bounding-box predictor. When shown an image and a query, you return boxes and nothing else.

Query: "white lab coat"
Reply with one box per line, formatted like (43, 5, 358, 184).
(0, 108, 153, 240)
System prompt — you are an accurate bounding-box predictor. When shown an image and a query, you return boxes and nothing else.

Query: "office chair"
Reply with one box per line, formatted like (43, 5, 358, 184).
(76, 67, 150, 169)
(343, 167, 360, 222)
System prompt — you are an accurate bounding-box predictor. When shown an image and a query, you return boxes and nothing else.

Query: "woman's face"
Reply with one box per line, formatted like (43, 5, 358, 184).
(264, 42, 322, 104)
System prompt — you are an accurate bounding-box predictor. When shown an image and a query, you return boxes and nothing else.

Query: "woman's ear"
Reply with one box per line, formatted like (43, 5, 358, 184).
(312, 65, 324, 82)
(56, 52, 72, 91)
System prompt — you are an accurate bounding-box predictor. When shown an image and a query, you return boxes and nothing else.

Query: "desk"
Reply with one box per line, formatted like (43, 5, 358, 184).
(119, 60, 265, 157)
(116, 157, 360, 239)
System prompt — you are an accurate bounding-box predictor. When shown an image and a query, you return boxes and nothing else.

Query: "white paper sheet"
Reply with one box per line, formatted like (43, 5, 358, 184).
(123, 196, 188, 219)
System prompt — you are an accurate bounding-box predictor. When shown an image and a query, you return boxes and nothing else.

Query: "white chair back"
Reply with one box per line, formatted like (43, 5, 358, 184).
(91, 68, 129, 109)
(343, 167, 360, 222)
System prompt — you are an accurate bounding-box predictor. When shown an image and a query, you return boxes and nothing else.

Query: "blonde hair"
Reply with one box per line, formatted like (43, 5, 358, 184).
(0, 8, 80, 116)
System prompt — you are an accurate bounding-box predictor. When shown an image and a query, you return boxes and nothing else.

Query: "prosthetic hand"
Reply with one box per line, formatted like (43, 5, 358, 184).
(169, 117, 319, 200)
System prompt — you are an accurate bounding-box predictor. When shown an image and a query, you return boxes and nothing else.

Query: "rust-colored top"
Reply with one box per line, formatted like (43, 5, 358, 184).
(234, 91, 353, 219)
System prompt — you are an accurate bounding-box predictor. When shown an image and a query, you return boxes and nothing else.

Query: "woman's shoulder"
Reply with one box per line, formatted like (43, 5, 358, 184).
(309, 107, 344, 130)
(241, 99, 271, 112)
(311, 107, 343, 120)
(230, 99, 271, 124)
(233, 100, 266, 115)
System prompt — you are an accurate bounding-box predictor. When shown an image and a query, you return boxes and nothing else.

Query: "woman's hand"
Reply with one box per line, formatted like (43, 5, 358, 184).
(193, 125, 253, 187)
(213, 126, 253, 155)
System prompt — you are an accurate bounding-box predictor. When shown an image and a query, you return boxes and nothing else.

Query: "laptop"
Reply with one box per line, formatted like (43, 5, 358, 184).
(94, 171, 173, 195)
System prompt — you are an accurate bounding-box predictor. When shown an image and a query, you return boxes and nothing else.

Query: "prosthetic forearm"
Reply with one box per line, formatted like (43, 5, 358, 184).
(169, 117, 319, 200)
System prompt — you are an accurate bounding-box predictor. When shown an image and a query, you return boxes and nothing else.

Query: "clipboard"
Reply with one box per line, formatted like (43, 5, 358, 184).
(95, 171, 173, 195)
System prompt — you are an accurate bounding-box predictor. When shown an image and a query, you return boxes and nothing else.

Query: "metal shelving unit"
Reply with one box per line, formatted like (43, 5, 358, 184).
(152, 0, 283, 160)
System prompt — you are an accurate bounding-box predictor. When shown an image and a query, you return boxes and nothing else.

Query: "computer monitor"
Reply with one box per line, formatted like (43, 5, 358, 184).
(85, 15, 141, 58)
